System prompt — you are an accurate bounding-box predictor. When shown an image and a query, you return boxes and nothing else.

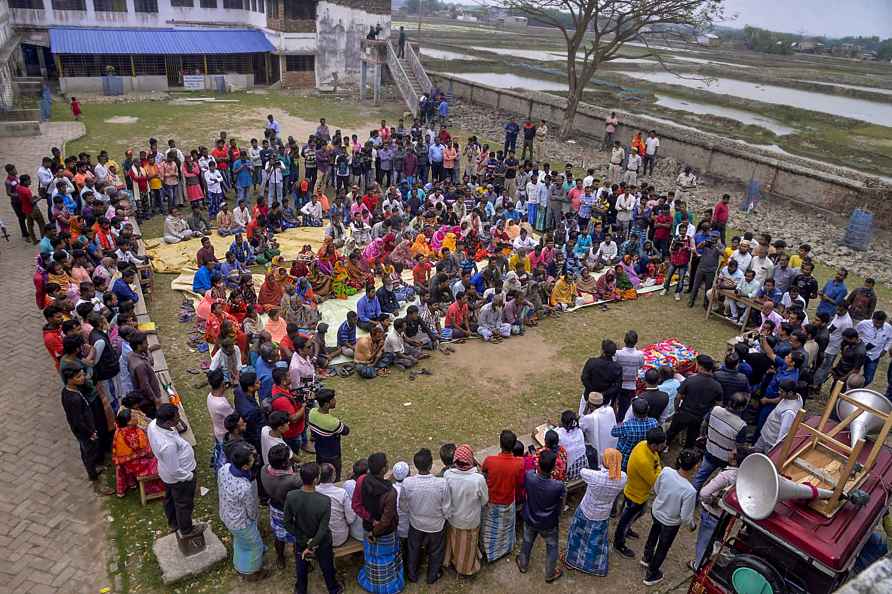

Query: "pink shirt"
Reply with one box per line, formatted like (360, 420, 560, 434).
(288, 352, 315, 387)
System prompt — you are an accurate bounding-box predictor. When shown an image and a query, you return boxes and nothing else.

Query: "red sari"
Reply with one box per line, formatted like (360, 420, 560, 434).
(112, 426, 163, 496)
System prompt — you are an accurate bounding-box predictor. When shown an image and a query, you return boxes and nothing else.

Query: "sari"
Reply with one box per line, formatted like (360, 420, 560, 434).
(619, 260, 641, 288)
(112, 425, 163, 496)
(363, 238, 386, 265)
(316, 238, 339, 276)
(345, 258, 373, 289)
(257, 271, 285, 312)
(549, 276, 577, 308)
(332, 261, 359, 299)
(595, 270, 620, 301)
(410, 234, 432, 258)
(440, 232, 457, 255)
(387, 239, 414, 271)
(307, 261, 333, 297)
(576, 269, 598, 296)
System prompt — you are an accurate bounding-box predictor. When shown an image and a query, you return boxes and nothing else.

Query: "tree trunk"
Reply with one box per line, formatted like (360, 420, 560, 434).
(559, 88, 582, 140)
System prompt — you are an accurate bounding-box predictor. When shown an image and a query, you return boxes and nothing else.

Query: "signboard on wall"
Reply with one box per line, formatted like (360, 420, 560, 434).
(183, 75, 205, 90)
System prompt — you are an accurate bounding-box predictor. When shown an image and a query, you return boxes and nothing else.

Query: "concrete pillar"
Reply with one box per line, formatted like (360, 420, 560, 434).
(360, 61, 367, 101)
(373, 63, 381, 105)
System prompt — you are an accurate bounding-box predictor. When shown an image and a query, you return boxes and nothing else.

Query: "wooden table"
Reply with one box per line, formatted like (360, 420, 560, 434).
(706, 288, 761, 332)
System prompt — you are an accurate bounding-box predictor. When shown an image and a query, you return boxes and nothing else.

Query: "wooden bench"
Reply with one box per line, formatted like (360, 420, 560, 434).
(138, 474, 165, 506)
(333, 538, 364, 559)
(706, 288, 762, 331)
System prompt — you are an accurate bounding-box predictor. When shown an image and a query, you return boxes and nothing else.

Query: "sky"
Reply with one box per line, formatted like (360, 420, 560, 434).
(720, 0, 892, 38)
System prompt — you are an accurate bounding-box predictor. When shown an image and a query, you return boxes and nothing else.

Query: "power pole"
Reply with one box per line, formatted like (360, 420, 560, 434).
(417, 0, 422, 33)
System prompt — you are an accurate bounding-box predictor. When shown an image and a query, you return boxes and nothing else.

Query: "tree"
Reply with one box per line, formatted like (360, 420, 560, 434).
(494, 0, 726, 139)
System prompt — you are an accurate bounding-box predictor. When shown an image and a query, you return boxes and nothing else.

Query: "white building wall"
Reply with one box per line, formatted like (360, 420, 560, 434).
(315, 1, 389, 85)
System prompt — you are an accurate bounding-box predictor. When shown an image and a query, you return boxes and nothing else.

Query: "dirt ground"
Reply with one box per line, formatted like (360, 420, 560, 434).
(232, 107, 388, 145)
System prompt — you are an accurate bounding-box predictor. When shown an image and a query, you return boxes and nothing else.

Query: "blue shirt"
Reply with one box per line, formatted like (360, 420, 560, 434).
(428, 144, 444, 164)
(765, 355, 799, 398)
(112, 277, 139, 304)
(438, 100, 448, 117)
(254, 356, 274, 403)
(337, 320, 357, 346)
(233, 159, 253, 188)
(228, 240, 255, 264)
(611, 417, 659, 471)
(193, 266, 213, 294)
(356, 294, 382, 323)
(504, 122, 520, 137)
(817, 279, 848, 318)
(234, 387, 264, 445)
(522, 470, 566, 530)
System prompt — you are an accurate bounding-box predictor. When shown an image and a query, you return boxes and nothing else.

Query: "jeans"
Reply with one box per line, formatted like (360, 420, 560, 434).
(504, 134, 518, 154)
(163, 477, 197, 533)
(695, 510, 719, 566)
(406, 526, 446, 583)
(691, 453, 724, 492)
(162, 184, 178, 212)
(517, 523, 559, 579)
(267, 181, 283, 203)
(862, 356, 880, 386)
(663, 264, 688, 294)
(814, 351, 837, 387)
(643, 515, 681, 576)
(613, 499, 646, 550)
(642, 154, 655, 176)
(236, 185, 250, 203)
(295, 539, 340, 594)
(527, 203, 538, 226)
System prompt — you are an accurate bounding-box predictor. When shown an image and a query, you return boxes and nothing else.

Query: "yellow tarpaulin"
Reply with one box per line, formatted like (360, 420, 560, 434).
(145, 227, 328, 274)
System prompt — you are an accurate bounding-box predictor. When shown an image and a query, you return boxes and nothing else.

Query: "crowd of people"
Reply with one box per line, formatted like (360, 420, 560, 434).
(18, 104, 892, 592)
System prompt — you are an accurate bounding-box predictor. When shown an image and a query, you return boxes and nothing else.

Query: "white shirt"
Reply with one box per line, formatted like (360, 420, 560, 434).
(615, 193, 635, 220)
(826, 313, 854, 355)
(651, 467, 696, 527)
(260, 426, 286, 466)
(749, 255, 774, 285)
(556, 426, 587, 467)
(301, 201, 322, 219)
(37, 166, 54, 192)
(147, 420, 196, 483)
(316, 482, 356, 547)
(626, 154, 642, 171)
(595, 240, 618, 261)
(341, 480, 366, 541)
(610, 146, 625, 165)
(399, 473, 452, 533)
(645, 137, 660, 155)
(578, 468, 627, 521)
(93, 163, 109, 184)
(781, 292, 806, 311)
(204, 169, 223, 194)
(513, 234, 537, 250)
(730, 250, 752, 272)
(855, 320, 892, 360)
(579, 406, 618, 465)
(233, 206, 252, 228)
(443, 467, 489, 530)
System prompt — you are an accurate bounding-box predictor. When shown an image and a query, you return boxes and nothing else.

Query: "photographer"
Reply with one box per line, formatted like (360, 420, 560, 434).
(687, 231, 722, 309)
(270, 366, 313, 456)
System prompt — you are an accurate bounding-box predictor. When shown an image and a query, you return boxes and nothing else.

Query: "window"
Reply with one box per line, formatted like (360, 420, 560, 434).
(286, 0, 315, 20)
(93, 0, 126, 11)
(223, 0, 244, 8)
(206, 54, 252, 74)
(200, 0, 216, 7)
(285, 54, 314, 72)
(266, 0, 277, 17)
(170, 0, 194, 6)
(52, 0, 86, 10)
(251, 0, 263, 12)
(133, 0, 158, 12)
(133, 55, 166, 75)
(9, 0, 44, 8)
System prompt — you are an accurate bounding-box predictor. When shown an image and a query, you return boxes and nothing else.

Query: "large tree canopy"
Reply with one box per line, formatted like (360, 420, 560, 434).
(497, 0, 726, 138)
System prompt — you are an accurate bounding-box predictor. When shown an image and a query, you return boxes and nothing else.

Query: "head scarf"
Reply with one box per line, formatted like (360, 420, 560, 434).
(453, 444, 475, 470)
(603, 448, 622, 481)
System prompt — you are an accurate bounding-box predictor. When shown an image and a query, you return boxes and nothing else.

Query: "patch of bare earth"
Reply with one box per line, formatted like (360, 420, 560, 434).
(232, 108, 384, 144)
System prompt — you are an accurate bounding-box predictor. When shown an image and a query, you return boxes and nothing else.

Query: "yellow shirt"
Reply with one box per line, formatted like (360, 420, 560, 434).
(508, 253, 531, 274)
(720, 246, 734, 268)
(789, 254, 803, 269)
(624, 441, 662, 504)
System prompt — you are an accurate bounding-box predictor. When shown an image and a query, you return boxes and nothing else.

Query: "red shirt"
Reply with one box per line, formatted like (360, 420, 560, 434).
(568, 187, 583, 212)
(270, 385, 304, 438)
(412, 261, 431, 285)
(211, 147, 229, 169)
(43, 327, 63, 369)
(653, 213, 672, 241)
(18, 185, 34, 215)
(482, 452, 525, 505)
(362, 193, 378, 213)
(712, 200, 729, 225)
(670, 245, 692, 266)
(444, 301, 468, 328)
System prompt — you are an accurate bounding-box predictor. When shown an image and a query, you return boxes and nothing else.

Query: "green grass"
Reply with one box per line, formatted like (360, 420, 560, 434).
(75, 94, 891, 593)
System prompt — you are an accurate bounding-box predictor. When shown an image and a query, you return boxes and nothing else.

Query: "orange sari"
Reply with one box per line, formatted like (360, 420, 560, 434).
(112, 426, 163, 496)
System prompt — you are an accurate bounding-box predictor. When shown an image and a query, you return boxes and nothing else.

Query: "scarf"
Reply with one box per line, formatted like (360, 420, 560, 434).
(603, 448, 622, 481)
(453, 444, 475, 470)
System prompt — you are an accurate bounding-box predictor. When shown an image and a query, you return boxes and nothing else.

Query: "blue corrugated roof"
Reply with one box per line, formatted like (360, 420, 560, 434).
(49, 27, 274, 55)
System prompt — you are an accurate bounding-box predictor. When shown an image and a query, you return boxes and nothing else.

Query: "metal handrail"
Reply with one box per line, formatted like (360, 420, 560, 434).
(386, 41, 419, 116)
(403, 42, 432, 96)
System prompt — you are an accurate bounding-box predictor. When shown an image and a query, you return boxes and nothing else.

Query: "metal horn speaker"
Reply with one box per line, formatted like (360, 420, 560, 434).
(836, 388, 892, 446)
(736, 453, 834, 520)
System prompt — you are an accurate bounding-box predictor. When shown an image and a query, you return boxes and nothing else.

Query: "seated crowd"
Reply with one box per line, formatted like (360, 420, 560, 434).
(24, 111, 891, 592)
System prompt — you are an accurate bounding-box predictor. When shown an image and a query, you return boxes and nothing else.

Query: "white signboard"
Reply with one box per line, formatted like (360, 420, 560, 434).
(183, 75, 206, 91)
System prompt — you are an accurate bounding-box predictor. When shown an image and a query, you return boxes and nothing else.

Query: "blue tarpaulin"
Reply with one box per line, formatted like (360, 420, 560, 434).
(49, 27, 274, 55)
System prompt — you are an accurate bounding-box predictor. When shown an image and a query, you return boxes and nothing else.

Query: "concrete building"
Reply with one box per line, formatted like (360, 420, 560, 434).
(8, 0, 390, 92)
(0, 0, 18, 109)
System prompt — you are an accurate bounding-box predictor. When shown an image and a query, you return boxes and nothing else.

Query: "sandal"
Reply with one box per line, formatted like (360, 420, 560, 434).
(515, 556, 527, 574)
(419, 368, 433, 376)
(545, 568, 563, 583)
(376, 368, 390, 377)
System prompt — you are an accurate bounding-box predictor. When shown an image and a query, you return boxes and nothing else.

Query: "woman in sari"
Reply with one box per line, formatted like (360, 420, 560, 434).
(535, 430, 568, 481)
(345, 250, 374, 289)
(363, 238, 386, 267)
(440, 231, 457, 257)
(112, 408, 163, 497)
(549, 273, 577, 310)
(306, 261, 333, 298)
(182, 154, 204, 206)
(316, 237, 339, 276)
(619, 255, 641, 289)
(293, 276, 318, 307)
(387, 238, 414, 272)
(576, 267, 598, 298)
(430, 226, 448, 254)
(257, 268, 287, 312)
(563, 448, 627, 576)
(410, 232, 432, 259)
(218, 443, 268, 581)
(595, 268, 620, 301)
(631, 131, 646, 158)
(332, 260, 358, 299)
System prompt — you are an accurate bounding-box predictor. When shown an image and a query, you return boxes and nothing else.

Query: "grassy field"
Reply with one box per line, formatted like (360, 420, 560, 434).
(71, 95, 891, 593)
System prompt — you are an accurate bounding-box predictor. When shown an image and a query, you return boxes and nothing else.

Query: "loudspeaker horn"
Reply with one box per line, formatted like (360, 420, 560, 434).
(836, 388, 892, 446)
(736, 453, 835, 520)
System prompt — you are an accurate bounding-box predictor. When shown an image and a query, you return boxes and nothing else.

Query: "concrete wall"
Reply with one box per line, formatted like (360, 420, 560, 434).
(315, 1, 388, 86)
(59, 73, 253, 92)
(433, 73, 892, 225)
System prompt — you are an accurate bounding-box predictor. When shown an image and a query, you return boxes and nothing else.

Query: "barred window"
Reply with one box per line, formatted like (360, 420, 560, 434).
(222, 0, 244, 8)
(93, 0, 126, 11)
(286, 0, 315, 20)
(206, 54, 253, 74)
(52, 0, 86, 10)
(266, 0, 277, 17)
(133, 0, 158, 12)
(170, 0, 194, 6)
(9, 0, 44, 8)
(285, 55, 314, 72)
(200, 0, 216, 6)
(133, 55, 166, 75)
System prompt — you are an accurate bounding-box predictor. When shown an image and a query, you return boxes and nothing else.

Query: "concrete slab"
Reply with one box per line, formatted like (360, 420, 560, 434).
(152, 527, 227, 585)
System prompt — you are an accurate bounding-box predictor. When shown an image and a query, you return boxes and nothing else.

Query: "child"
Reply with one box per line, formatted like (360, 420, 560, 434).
(70, 96, 81, 120)
(436, 443, 456, 477)
(412, 254, 432, 294)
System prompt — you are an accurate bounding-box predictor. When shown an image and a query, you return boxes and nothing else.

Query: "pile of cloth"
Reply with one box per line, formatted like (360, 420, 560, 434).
(636, 338, 699, 388)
